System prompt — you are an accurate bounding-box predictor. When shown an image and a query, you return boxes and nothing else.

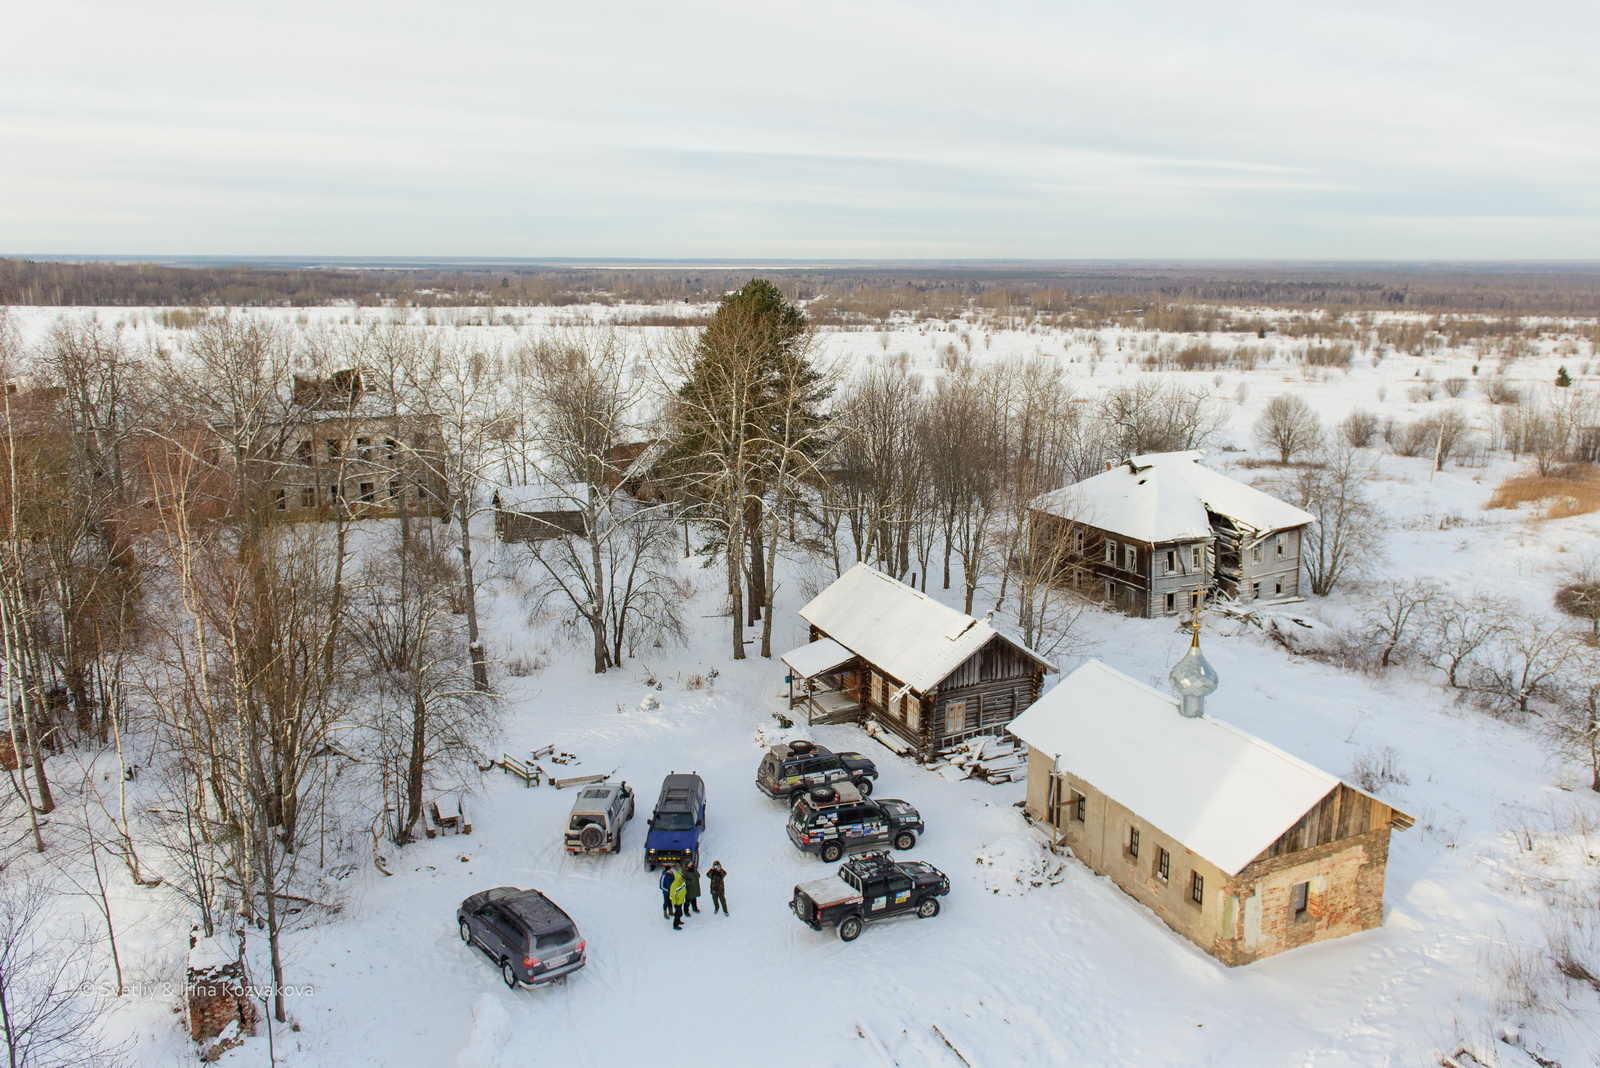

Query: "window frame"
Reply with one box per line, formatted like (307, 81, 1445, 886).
(1164, 549, 1176, 574)
(1105, 539, 1117, 565)
(1189, 871, 1204, 905)
(1291, 880, 1310, 920)
(1070, 791, 1085, 822)
(1156, 848, 1170, 882)
(1127, 826, 1140, 858)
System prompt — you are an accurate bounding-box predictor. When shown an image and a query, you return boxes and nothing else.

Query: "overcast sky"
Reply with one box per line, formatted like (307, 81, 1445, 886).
(4, 0, 1598, 259)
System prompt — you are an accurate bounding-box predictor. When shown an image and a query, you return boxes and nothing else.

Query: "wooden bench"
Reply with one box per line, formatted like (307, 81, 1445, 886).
(499, 754, 540, 787)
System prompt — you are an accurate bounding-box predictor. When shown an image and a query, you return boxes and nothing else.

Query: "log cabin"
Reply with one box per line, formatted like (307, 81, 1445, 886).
(781, 563, 1056, 759)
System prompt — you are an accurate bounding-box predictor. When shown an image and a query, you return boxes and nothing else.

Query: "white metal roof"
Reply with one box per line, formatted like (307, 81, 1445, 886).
(1029, 451, 1314, 543)
(781, 637, 855, 679)
(1007, 660, 1354, 875)
(798, 564, 1055, 694)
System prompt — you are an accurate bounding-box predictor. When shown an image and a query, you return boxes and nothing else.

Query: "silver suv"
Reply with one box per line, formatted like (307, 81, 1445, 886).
(563, 782, 635, 854)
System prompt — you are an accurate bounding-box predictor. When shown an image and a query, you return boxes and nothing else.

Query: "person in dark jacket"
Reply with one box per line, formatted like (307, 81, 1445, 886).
(658, 865, 674, 919)
(682, 860, 702, 915)
(707, 861, 728, 915)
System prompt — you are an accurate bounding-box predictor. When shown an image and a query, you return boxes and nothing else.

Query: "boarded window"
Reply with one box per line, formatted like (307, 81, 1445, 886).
(870, 673, 884, 707)
(905, 694, 921, 731)
(1291, 880, 1309, 919)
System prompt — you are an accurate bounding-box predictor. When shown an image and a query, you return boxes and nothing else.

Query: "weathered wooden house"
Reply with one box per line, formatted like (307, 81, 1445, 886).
(1008, 653, 1411, 966)
(491, 480, 589, 542)
(1028, 451, 1315, 617)
(781, 564, 1056, 759)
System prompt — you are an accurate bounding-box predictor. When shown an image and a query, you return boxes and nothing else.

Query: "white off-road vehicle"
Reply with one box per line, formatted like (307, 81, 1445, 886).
(563, 781, 635, 854)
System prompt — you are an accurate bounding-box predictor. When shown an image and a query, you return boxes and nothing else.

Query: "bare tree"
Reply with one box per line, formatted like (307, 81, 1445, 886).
(1421, 589, 1513, 688)
(1280, 443, 1385, 597)
(0, 877, 123, 1068)
(1472, 612, 1568, 718)
(1364, 578, 1440, 669)
(1093, 379, 1228, 457)
(1339, 409, 1380, 448)
(1254, 394, 1323, 463)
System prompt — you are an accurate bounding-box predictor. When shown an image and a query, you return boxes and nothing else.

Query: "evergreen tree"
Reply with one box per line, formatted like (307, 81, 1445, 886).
(1556, 365, 1573, 387)
(665, 279, 832, 658)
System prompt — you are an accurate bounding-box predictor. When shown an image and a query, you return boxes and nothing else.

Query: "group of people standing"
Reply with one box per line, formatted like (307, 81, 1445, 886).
(659, 860, 728, 929)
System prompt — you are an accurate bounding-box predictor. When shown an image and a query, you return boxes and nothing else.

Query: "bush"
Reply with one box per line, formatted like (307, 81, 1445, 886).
(1340, 409, 1379, 448)
(1443, 376, 1469, 398)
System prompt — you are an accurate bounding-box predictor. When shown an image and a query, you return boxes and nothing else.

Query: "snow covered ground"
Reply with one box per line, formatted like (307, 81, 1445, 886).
(9, 303, 1600, 1066)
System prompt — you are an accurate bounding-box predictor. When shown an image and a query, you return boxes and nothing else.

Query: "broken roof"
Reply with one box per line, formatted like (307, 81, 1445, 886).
(798, 564, 1055, 694)
(1029, 451, 1315, 543)
(1007, 660, 1392, 875)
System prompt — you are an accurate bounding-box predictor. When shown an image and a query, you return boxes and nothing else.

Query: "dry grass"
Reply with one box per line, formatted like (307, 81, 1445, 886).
(1485, 466, 1600, 519)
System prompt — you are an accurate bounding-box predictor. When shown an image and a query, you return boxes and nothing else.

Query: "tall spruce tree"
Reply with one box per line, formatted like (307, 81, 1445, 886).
(666, 279, 831, 658)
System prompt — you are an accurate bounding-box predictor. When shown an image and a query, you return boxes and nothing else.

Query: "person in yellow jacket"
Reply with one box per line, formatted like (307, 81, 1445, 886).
(668, 867, 687, 930)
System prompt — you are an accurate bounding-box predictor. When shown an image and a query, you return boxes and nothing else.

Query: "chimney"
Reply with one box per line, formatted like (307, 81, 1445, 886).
(1105, 459, 1114, 471)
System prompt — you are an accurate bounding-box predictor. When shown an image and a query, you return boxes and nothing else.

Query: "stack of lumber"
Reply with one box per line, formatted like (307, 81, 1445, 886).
(926, 735, 1027, 784)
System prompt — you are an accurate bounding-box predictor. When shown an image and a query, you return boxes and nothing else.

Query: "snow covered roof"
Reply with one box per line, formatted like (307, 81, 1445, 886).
(1008, 660, 1364, 875)
(1029, 451, 1314, 543)
(781, 637, 855, 679)
(798, 564, 1055, 693)
(490, 478, 587, 512)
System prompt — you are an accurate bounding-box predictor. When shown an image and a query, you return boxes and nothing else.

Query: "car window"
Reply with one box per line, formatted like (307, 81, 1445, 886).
(817, 755, 842, 772)
(536, 926, 574, 950)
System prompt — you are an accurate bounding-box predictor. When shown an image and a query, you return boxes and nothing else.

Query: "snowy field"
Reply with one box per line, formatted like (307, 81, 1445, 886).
(8, 303, 1600, 1067)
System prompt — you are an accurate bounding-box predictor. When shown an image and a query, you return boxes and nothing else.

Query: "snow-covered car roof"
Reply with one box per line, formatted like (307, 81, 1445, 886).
(1007, 660, 1394, 876)
(796, 564, 1055, 694)
(1029, 451, 1315, 543)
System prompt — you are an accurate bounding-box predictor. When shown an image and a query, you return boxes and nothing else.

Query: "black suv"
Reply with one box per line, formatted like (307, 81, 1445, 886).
(756, 739, 878, 804)
(457, 886, 586, 988)
(785, 781, 923, 863)
(791, 852, 950, 941)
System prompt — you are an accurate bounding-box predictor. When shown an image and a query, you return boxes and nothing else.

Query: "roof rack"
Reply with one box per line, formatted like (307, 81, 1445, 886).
(844, 851, 900, 880)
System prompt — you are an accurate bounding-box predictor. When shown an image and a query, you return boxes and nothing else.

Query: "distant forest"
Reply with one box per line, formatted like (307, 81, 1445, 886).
(2, 256, 1598, 319)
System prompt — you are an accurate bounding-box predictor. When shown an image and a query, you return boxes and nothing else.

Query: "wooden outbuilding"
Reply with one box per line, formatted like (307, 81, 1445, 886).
(1008, 659, 1412, 966)
(781, 564, 1056, 759)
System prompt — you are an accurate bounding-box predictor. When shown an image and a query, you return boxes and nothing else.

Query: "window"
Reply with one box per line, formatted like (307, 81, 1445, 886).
(274, 488, 286, 511)
(296, 439, 313, 465)
(946, 700, 969, 732)
(326, 438, 341, 461)
(1070, 791, 1085, 822)
(1192, 546, 1202, 570)
(1164, 550, 1176, 574)
(328, 483, 342, 503)
(357, 437, 373, 460)
(905, 694, 921, 731)
(1127, 827, 1140, 858)
(1124, 545, 1137, 572)
(1251, 544, 1263, 564)
(1157, 848, 1170, 882)
(359, 482, 375, 503)
(386, 438, 399, 460)
(299, 486, 315, 509)
(1165, 592, 1176, 613)
(1251, 581, 1261, 600)
(388, 479, 401, 499)
(1072, 529, 1085, 554)
(870, 673, 884, 707)
(1274, 579, 1283, 596)
(1291, 880, 1309, 920)
(1105, 539, 1117, 564)
(1276, 534, 1287, 557)
(1190, 871, 1204, 905)
(1104, 580, 1114, 602)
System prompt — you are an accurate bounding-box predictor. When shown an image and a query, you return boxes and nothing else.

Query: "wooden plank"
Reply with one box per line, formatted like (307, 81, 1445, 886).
(553, 772, 609, 790)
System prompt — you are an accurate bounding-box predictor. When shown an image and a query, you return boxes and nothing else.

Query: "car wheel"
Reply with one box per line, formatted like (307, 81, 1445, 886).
(838, 915, 863, 942)
(854, 777, 874, 796)
(459, 920, 473, 944)
(501, 961, 519, 989)
(611, 830, 622, 853)
(917, 897, 941, 919)
(789, 790, 806, 808)
(821, 842, 844, 863)
(893, 831, 917, 851)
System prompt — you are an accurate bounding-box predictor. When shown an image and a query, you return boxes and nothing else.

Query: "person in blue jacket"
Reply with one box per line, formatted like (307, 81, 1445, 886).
(658, 865, 675, 919)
